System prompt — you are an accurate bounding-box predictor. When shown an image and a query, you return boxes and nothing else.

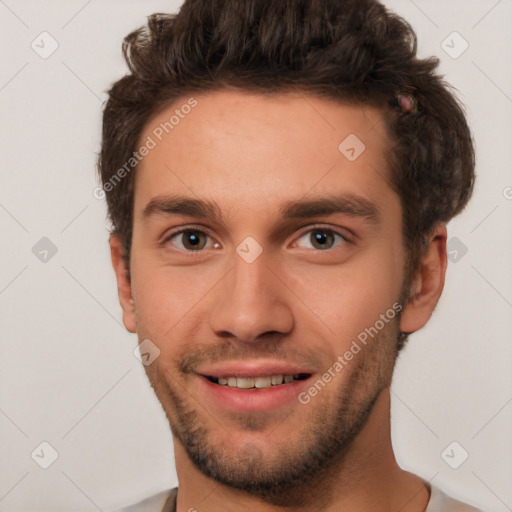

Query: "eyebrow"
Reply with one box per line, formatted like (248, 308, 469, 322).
(141, 196, 223, 222)
(140, 193, 380, 226)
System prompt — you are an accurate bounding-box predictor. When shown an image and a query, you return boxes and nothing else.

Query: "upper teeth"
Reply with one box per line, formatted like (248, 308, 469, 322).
(215, 374, 299, 389)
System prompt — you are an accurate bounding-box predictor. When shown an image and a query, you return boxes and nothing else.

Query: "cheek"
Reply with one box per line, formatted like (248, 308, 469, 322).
(130, 260, 216, 342)
(289, 245, 404, 342)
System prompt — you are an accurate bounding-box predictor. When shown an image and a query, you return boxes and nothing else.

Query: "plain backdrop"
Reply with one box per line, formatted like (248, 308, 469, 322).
(0, 1, 511, 511)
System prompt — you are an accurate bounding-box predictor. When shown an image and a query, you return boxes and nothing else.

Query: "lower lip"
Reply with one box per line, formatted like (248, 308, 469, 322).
(197, 375, 312, 412)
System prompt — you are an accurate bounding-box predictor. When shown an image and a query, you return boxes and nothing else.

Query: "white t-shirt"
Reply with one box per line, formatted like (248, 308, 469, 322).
(111, 484, 483, 511)
(425, 486, 483, 511)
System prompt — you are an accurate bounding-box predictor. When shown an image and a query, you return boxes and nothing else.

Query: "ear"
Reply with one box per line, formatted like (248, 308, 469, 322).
(399, 224, 448, 334)
(109, 234, 137, 333)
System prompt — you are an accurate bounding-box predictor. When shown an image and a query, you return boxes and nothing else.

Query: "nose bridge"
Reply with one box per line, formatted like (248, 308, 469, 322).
(231, 252, 275, 306)
(209, 249, 294, 342)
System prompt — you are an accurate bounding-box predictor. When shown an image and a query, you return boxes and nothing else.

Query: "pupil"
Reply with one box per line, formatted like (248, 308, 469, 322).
(185, 231, 204, 249)
(312, 230, 332, 249)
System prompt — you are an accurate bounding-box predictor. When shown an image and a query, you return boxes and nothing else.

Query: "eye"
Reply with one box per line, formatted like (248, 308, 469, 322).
(164, 229, 220, 251)
(293, 227, 348, 250)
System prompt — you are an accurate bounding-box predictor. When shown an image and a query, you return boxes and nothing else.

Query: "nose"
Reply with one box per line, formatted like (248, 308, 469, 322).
(209, 252, 294, 344)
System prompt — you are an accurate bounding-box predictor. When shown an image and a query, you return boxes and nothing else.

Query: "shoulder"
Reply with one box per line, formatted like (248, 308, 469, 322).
(109, 487, 178, 512)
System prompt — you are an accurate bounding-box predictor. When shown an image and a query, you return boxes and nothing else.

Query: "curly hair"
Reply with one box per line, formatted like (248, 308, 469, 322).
(98, 0, 475, 347)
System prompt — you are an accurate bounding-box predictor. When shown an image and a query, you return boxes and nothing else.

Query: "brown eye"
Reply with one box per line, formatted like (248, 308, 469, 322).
(295, 228, 346, 250)
(310, 230, 335, 249)
(171, 230, 209, 251)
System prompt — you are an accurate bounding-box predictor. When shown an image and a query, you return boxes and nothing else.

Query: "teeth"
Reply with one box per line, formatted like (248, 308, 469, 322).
(213, 374, 303, 389)
(236, 377, 254, 389)
(254, 376, 271, 388)
(271, 375, 283, 385)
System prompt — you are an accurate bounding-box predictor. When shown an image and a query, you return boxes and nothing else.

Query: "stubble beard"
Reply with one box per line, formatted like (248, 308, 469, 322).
(143, 321, 399, 507)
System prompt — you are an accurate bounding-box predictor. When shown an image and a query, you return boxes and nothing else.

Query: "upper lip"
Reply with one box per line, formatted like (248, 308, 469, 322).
(197, 360, 314, 378)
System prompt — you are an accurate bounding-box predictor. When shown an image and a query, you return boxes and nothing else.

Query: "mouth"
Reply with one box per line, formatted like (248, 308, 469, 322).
(196, 365, 313, 412)
(193, 361, 315, 412)
(203, 373, 311, 390)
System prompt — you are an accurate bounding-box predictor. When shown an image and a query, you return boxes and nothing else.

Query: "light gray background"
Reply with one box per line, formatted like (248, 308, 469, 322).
(0, 0, 511, 511)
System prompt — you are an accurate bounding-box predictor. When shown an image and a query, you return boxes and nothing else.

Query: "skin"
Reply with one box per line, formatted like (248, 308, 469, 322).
(110, 89, 447, 512)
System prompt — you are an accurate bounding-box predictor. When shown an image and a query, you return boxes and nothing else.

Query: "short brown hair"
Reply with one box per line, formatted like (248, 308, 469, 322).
(98, 0, 475, 345)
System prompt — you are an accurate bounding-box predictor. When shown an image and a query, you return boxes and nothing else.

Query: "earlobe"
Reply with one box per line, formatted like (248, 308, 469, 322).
(399, 224, 448, 334)
(109, 234, 137, 333)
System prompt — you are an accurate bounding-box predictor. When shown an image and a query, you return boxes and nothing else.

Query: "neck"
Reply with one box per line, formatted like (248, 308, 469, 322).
(173, 388, 430, 512)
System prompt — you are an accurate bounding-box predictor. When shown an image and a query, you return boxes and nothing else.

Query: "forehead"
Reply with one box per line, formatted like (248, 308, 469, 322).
(134, 89, 393, 217)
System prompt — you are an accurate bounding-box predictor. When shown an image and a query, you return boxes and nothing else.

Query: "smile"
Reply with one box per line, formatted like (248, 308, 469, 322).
(204, 374, 310, 389)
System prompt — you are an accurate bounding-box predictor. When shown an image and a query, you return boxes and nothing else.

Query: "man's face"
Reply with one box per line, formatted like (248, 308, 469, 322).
(123, 90, 408, 496)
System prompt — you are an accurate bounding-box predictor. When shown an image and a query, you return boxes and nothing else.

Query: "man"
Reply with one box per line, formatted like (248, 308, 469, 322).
(99, 0, 481, 510)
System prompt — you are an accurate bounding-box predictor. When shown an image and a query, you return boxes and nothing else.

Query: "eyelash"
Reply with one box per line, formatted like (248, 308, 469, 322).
(161, 224, 351, 253)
